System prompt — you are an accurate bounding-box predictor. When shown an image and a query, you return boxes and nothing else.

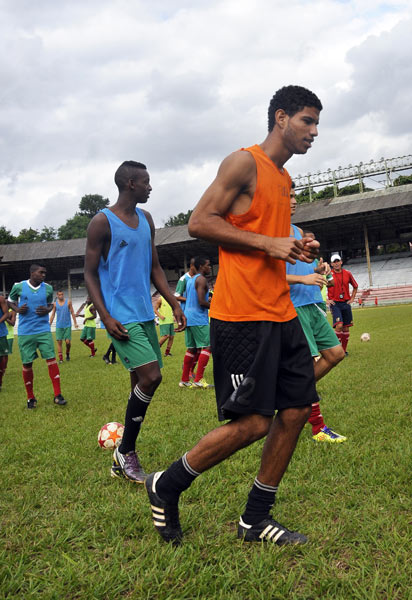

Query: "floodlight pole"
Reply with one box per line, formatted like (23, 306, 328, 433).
(363, 223, 373, 288)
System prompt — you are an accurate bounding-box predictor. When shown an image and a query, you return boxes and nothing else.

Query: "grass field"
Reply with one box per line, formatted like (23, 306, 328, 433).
(1, 305, 411, 600)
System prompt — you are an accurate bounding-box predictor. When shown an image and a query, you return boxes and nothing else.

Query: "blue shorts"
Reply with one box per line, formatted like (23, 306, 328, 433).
(330, 302, 353, 328)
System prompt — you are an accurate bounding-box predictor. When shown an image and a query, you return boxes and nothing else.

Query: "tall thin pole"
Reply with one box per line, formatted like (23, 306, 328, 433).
(363, 223, 373, 287)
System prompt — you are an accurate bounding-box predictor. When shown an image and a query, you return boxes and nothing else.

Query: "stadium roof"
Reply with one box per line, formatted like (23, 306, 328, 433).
(293, 183, 412, 254)
(1, 184, 412, 291)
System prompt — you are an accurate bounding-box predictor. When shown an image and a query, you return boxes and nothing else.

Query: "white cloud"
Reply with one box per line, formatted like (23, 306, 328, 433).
(0, 0, 411, 234)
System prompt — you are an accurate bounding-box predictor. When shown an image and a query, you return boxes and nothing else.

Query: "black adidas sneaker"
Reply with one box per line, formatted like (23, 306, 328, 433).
(145, 472, 182, 545)
(238, 516, 307, 545)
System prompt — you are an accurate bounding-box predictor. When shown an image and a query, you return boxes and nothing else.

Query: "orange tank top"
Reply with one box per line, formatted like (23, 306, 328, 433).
(210, 144, 296, 322)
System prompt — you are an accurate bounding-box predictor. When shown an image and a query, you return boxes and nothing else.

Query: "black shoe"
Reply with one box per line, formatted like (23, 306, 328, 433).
(238, 517, 307, 545)
(54, 394, 67, 406)
(145, 472, 182, 545)
(103, 355, 110, 364)
(27, 398, 37, 409)
(111, 447, 146, 483)
(66, 355, 70, 362)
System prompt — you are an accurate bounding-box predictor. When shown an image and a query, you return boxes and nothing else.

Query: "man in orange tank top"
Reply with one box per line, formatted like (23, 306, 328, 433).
(145, 85, 322, 546)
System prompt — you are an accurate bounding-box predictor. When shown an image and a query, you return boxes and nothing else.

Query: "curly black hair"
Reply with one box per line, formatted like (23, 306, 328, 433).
(114, 161, 147, 191)
(268, 85, 322, 132)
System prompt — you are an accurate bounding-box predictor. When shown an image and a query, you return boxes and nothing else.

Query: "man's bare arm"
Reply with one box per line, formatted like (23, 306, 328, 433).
(68, 301, 79, 328)
(286, 273, 325, 288)
(0, 297, 9, 324)
(84, 214, 129, 340)
(49, 303, 56, 325)
(195, 276, 211, 309)
(188, 151, 317, 264)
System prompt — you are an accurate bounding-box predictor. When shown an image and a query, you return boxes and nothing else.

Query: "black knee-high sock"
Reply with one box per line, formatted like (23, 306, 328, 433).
(241, 478, 278, 526)
(156, 452, 200, 504)
(118, 384, 152, 454)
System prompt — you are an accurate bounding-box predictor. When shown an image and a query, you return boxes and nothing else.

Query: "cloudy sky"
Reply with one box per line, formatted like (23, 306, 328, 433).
(1, 0, 411, 235)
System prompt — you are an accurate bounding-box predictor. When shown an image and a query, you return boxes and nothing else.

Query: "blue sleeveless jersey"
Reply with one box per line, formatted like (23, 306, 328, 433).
(286, 224, 323, 307)
(0, 307, 7, 337)
(185, 274, 209, 326)
(98, 208, 154, 324)
(56, 299, 71, 328)
(18, 281, 51, 335)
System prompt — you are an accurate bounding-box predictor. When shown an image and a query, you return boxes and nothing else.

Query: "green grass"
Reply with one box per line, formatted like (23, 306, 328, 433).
(1, 305, 411, 599)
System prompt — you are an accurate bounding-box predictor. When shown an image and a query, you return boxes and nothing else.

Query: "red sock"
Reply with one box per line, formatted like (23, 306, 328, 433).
(308, 402, 325, 435)
(341, 332, 349, 352)
(181, 351, 196, 382)
(58, 351, 63, 361)
(47, 358, 61, 396)
(0, 356, 8, 386)
(89, 341, 96, 356)
(194, 349, 211, 382)
(22, 366, 34, 399)
(190, 348, 201, 378)
(81, 339, 90, 348)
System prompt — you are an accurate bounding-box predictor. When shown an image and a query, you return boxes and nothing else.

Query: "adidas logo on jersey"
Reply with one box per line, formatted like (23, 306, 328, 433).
(119, 240, 128, 247)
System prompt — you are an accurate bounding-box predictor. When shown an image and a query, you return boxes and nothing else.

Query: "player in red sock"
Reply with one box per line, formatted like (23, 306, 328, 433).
(328, 255, 358, 356)
(8, 264, 67, 407)
(0, 295, 10, 391)
(287, 185, 346, 442)
(178, 257, 212, 389)
(49, 290, 78, 362)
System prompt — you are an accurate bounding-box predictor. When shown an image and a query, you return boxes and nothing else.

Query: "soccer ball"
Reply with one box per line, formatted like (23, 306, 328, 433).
(360, 332, 370, 342)
(98, 422, 124, 449)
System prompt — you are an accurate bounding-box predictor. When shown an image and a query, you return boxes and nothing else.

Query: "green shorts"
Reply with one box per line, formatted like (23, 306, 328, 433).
(185, 325, 210, 349)
(159, 323, 175, 337)
(80, 326, 96, 341)
(56, 326, 72, 341)
(110, 321, 162, 371)
(295, 304, 339, 357)
(18, 332, 55, 364)
(0, 336, 10, 357)
(7, 337, 14, 354)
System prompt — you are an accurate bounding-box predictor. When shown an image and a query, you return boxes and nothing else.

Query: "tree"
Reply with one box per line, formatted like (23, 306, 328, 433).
(58, 215, 90, 240)
(15, 228, 40, 243)
(0, 226, 15, 244)
(78, 194, 110, 218)
(393, 174, 412, 186)
(164, 209, 193, 227)
(39, 226, 57, 241)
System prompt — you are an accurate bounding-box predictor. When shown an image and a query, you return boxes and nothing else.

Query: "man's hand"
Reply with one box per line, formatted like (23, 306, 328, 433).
(173, 306, 186, 332)
(264, 237, 306, 264)
(103, 317, 130, 340)
(303, 273, 326, 288)
(35, 305, 51, 316)
(16, 303, 28, 314)
(300, 235, 320, 263)
(160, 315, 165, 321)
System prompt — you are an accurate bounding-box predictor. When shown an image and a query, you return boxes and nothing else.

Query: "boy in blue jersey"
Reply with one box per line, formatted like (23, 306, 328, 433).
(0, 295, 10, 391)
(287, 184, 346, 442)
(49, 290, 78, 362)
(8, 265, 66, 408)
(179, 257, 212, 389)
(85, 160, 186, 484)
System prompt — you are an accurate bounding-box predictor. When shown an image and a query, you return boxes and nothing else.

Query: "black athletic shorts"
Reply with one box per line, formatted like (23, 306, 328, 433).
(210, 317, 317, 422)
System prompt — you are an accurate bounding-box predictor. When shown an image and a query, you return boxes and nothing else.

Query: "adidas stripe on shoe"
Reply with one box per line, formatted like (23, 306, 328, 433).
(145, 472, 182, 545)
(238, 516, 307, 545)
(111, 447, 146, 483)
